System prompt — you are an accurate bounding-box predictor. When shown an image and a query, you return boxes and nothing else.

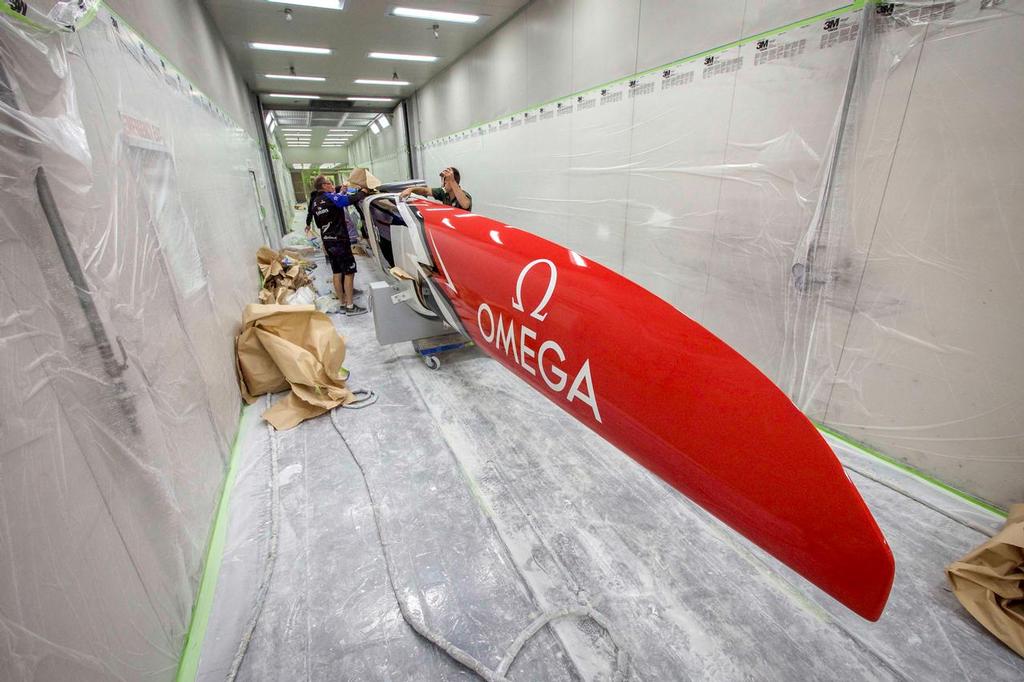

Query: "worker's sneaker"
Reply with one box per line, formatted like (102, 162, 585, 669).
(344, 303, 368, 316)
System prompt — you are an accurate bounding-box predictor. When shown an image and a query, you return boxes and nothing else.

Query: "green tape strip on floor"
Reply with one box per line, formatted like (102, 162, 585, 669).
(815, 421, 1008, 518)
(176, 404, 257, 682)
(421, 0, 866, 145)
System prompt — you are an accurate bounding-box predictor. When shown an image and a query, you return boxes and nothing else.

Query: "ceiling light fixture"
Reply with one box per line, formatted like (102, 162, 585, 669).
(370, 122, 380, 134)
(355, 78, 411, 86)
(268, 0, 343, 10)
(283, 128, 312, 131)
(368, 51, 437, 62)
(377, 115, 390, 129)
(268, 93, 321, 99)
(392, 7, 480, 23)
(251, 42, 331, 55)
(266, 74, 326, 81)
(348, 96, 394, 102)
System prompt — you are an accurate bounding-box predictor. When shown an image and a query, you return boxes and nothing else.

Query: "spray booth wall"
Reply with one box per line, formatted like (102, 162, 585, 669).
(410, 0, 1024, 509)
(348, 101, 413, 184)
(1, 4, 276, 680)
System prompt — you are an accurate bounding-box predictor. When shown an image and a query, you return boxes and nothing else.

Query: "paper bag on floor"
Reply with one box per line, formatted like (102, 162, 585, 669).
(236, 303, 355, 429)
(257, 246, 313, 304)
(946, 504, 1024, 657)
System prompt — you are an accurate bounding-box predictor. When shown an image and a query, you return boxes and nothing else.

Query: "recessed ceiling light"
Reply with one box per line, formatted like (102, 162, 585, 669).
(265, 74, 326, 81)
(283, 128, 311, 131)
(370, 122, 380, 134)
(348, 96, 394, 102)
(377, 115, 390, 129)
(268, 0, 343, 10)
(355, 78, 411, 86)
(368, 52, 437, 63)
(392, 7, 480, 23)
(328, 128, 357, 132)
(251, 42, 331, 55)
(268, 93, 321, 99)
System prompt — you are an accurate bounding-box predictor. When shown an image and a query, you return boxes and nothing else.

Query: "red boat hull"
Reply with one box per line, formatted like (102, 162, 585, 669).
(413, 201, 894, 621)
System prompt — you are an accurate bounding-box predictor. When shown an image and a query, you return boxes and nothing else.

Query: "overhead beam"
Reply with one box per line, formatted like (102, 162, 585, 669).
(263, 98, 397, 115)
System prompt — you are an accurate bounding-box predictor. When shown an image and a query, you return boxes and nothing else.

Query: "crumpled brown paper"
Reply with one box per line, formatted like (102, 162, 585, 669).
(947, 504, 1024, 657)
(257, 246, 312, 304)
(235, 304, 354, 429)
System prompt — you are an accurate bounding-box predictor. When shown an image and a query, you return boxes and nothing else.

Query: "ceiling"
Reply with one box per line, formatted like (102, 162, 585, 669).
(203, 0, 529, 159)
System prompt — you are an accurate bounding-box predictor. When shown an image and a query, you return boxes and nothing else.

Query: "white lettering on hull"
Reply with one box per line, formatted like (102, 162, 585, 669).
(476, 302, 601, 424)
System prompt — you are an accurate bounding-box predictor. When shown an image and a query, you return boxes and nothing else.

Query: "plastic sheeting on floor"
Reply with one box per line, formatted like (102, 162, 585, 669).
(413, 1, 1024, 509)
(0, 4, 276, 680)
(194, 252, 1023, 680)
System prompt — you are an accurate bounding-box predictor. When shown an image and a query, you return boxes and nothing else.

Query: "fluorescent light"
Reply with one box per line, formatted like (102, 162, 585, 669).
(377, 115, 390, 129)
(264, 112, 274, 126)
(268, 93, 321, 99)
(268, 0, 343, 10)
(328, 128, 357, 132)
(370, 121, 380, 134)
(392, 7, 479, 23)
(348, 96, 394, 102)
(268, 119, 278, 133)
(368, 51, 437, 62)
(283, 128, 311, 132)
(265, 74, 326, 81)
(251, 42, 331, 54)
(354, 78, 411, 86)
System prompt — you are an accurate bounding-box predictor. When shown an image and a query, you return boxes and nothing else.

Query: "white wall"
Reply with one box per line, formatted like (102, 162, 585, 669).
(409, 0, 1024, 508)
(347, 102, 413, 183)
(1, 4, 277, 680)
(105, 0, 259, 137)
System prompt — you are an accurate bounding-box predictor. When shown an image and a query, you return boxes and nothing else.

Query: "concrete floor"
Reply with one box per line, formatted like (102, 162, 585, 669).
(196, 219, 1023, 681)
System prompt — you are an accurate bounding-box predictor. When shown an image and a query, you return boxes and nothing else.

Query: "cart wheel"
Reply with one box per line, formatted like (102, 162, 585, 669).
(424, 355, 441, 370)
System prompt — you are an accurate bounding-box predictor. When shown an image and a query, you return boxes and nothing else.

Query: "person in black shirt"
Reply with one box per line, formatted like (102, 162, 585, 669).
(305, 180, 347, 237)
(310, 175, 367, 316)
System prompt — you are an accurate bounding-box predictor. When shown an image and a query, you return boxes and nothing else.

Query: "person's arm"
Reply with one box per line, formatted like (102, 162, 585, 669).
(321, 192, 353, 208)
(448, 182, 471, 210)
(399, 185, 431, 199)
(305, 194, 315, 229)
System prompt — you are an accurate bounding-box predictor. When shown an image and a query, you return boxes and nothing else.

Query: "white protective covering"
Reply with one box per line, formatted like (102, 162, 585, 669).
(0, 3, 275, 680)
(416, 0, 1024, 509)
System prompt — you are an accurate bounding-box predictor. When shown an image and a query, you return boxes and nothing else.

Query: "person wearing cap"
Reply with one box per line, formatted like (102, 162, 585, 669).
(309, 174, 367, 316)
(399, 166, 472, 210)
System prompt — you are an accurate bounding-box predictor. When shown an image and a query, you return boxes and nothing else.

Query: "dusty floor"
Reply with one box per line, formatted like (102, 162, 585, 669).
(196, 223, 1022, 681)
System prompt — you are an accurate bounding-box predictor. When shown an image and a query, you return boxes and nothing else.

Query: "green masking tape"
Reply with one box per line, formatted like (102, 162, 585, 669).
(815, 421, 1008, 518)
(176, 404, 257, 682)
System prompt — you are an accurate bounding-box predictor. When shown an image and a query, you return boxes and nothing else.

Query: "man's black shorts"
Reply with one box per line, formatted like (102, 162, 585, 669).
(325, 241, 357, 275)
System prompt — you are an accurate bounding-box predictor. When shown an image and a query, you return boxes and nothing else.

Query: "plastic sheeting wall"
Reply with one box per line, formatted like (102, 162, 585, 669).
(348, 102, 412, 184)
(411, 0, 1024, 508)
(0, 4, 274, 680)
